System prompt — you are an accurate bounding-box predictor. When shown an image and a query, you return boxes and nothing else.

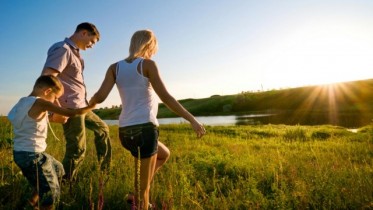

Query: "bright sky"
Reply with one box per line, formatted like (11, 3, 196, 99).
(1, 0, 373, 115)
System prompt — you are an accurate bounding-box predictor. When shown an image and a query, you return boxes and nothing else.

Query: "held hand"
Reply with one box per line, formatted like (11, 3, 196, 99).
(78, 103, 96, 115)
(50, 113, 69, 124)
(89, 96, 98, 107)
(88, 102, 96, 109)
(191, 121, 206, 138)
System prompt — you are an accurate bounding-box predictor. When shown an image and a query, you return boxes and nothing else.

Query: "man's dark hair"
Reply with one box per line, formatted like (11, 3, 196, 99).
(76, 22, 100, 41)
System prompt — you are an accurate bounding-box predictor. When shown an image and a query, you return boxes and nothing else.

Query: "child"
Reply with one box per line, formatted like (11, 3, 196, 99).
(8, 75, 95, 210)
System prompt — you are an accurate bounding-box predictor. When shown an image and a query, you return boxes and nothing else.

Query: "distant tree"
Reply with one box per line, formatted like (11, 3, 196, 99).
(223, 104, 232, 112)
(232, 91, 257, 111)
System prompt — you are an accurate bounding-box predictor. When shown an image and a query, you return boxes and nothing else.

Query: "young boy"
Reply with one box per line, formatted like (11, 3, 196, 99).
(8, 75, 95, 210)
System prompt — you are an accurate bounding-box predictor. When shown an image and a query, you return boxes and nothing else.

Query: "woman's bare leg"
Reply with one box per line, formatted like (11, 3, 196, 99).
(154, 141, 170, 176)
(135, 154, 157, 210)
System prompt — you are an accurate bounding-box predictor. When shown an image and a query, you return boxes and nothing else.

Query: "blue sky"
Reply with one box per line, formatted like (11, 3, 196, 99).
(1, 0, 373, 115)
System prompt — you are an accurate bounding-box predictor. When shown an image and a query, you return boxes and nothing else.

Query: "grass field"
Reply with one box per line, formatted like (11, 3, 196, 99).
(0, 117, 372, 209)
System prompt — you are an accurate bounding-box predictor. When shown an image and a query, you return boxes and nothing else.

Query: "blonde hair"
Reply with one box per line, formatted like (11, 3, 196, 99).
(126, 30, 158, 62)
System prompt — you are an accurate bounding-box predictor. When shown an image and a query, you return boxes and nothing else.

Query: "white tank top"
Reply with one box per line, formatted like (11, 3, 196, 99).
(116, 58, 159, 127)
(8, 96, 47, 152)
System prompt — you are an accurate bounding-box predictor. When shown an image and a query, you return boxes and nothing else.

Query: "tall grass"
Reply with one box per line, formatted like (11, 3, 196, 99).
(0, 118, 372, 209)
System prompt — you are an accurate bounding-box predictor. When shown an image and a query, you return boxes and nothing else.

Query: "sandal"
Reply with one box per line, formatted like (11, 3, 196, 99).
(27, 199, 39, 210)
(126, 192, 135, 203)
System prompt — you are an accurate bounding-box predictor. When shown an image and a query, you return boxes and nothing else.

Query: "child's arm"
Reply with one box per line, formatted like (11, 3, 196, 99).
(29, 99, 95, 121)
(43, 100, 95, 116)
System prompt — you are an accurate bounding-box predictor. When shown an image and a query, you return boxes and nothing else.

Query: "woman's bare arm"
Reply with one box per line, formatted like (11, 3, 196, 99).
(145, 59, 206, 137)
(89, 63, 117, 105)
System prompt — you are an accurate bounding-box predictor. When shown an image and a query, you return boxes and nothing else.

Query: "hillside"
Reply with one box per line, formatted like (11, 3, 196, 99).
(93, 79, 373, 127)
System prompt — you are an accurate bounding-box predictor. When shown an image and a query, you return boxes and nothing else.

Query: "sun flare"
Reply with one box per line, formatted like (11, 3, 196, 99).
(291, 80, 372, 125)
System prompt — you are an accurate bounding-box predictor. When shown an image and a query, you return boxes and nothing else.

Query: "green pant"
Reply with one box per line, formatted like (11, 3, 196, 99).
(62, 111, 111, 180)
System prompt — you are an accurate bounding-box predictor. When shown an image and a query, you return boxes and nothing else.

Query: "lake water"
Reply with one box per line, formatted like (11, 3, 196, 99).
(104, 112, 370, 129)
(104, 114, 273, 126)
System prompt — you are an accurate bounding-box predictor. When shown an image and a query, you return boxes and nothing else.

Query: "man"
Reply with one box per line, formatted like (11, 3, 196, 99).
(42, 22, 111, 181)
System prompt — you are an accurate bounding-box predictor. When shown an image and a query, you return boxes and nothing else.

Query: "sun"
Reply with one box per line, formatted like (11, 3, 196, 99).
(259, 17, 373, 90)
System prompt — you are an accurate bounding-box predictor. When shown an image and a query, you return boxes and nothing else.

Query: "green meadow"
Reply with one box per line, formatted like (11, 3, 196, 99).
(0, 117, 372, 209)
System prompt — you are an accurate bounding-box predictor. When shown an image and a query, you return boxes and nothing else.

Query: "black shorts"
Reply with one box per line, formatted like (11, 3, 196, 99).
(119, 122, 158, 158)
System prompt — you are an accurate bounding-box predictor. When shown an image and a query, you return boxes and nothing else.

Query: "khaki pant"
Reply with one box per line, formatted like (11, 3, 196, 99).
(62, 111, 111, 180)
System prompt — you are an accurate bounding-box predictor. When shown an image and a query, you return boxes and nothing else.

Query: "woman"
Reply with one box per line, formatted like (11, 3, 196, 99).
(90, 29, 206, 209)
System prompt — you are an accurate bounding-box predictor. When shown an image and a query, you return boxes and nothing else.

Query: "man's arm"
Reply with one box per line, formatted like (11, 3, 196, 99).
(41, 67, 64, 122)
(41, 67, 60, 76)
